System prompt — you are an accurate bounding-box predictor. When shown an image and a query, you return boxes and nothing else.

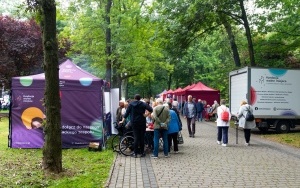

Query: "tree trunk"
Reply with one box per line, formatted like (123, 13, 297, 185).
(239, 0, 256, 66)
(146, 78, 152, 98)
(167, 73, 172, 90)
(105, 0, 112, 86)
(219, 13, 241, 67)
(41, 0, 62, 173)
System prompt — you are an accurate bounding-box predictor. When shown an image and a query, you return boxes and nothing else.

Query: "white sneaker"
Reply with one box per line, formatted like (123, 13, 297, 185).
(217, 141, 221, 145)
(174, 151, 179, 154)
(245, 143, 249, 146)
(222, 144, 227, 147)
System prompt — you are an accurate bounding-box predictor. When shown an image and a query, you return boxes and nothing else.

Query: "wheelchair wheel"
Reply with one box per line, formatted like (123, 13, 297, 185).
(119, 135, 134, 156)
(111, 134, 121, 152)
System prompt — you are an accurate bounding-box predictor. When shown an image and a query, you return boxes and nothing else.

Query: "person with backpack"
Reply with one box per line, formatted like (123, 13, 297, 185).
(216, 99, 231, 147)
(237, 100, 256, 146)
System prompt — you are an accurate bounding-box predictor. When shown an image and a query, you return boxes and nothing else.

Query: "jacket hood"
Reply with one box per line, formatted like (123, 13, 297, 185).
(131, 100, 142, 107)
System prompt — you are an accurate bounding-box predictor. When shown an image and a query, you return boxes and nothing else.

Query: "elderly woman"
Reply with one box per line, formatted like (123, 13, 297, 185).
(216, 99, 231, 146)
(237, 100, 256, 146)
(151, 98, 170, 158)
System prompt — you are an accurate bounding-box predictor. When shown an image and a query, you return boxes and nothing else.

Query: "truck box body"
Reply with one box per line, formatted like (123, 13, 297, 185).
(229, 67, 300, 133)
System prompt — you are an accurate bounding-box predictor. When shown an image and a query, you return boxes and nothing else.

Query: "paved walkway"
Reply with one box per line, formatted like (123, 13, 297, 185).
(105, 119, 300, 188)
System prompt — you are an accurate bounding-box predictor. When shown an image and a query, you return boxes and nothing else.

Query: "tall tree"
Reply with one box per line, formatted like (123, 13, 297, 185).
(63, 0, 168, 98)
(154, 0, 255, 68)
(40, 0, 62, 173)
(252, 0, 300, 68)
(27, 0, 62, 173)
(218, 13, 241, 67)
(105, 0, 112, 86)
(238, 0, 255, 66)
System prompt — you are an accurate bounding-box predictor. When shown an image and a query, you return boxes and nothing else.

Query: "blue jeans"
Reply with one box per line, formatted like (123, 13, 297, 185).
(197, 112, 203, 121)
(153, 129, 168, 157)
(217, 126, 229, 144)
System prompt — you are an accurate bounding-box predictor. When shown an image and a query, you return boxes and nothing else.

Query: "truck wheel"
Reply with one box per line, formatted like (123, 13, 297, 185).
(276, 121, 290, 134)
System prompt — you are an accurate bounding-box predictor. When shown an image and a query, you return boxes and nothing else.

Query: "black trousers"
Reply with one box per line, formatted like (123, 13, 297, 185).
(244, 128, 251, 143)
(168, 132, 179, 152)
(132, 128, 146, 154)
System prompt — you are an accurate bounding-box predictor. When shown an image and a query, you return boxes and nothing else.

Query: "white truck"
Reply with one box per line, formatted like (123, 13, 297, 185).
(229, 67, 300, 133)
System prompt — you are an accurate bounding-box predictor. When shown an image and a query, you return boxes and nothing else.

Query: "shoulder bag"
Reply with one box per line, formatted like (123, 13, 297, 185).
(156, 106, 167, 129)
(177, 131, 184, 144)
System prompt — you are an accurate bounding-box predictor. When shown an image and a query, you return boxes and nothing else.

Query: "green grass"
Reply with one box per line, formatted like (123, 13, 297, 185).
(230, 120, 300, 148)
(0, 117, 115, 188)
(0, 109, 9, 114)
(260, 133, 300, 148)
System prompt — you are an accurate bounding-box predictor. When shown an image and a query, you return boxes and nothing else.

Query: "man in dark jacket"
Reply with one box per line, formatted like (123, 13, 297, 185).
(121, 94, 153, 158)
(196, 99, 204, 122)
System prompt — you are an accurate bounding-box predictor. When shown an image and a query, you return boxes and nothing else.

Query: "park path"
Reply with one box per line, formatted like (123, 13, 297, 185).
(106, 118, 300, 188)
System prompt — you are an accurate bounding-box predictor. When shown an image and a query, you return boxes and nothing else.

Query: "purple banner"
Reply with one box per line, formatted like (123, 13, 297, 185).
(10, 59, 103, 148)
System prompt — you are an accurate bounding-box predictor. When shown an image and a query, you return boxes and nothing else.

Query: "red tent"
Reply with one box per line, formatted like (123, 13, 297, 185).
(173, 87, 182, 93)
(185, 82, 220, 106)
(176, 84, 196, 96)
(173, 87, 182, 96)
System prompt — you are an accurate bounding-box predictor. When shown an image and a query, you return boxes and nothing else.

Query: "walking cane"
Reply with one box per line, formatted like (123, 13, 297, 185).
(233, 116, 238, 144)
(234, 116, 239, 144)
(235, 123, 238, 144)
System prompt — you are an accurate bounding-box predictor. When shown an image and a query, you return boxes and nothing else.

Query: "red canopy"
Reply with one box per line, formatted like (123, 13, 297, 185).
(166, 89, 174, 94)
(185, 82, 220, 106)
(173, 87, 182, 94)
(176, 84, 195, 96)
(188, 82, 218, 91)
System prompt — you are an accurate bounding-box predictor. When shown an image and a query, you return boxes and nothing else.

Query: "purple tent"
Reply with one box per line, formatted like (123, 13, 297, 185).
(10, 59, 104, 148)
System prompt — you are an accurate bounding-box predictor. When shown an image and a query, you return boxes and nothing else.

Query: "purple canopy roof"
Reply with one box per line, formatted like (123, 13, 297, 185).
(12, 59, 102, 90)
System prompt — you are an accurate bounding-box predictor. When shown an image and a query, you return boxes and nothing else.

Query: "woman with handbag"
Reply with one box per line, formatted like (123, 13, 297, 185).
(167, 102, 181, 153)
(151, 98, 170, 159)
(237, 100, 256, 146)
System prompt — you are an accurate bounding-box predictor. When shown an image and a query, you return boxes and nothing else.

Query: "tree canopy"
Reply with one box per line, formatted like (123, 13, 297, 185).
(0, 16, 43, 88)
(1, 0, 299, 99)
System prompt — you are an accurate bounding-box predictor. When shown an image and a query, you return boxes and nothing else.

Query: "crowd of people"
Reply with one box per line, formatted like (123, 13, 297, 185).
(117, 94, 182, 158)
(116, 94, 256, 158)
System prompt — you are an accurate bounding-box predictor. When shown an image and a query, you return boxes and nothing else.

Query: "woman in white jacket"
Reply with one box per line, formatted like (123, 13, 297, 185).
(216, 99, 231, 147)
(237, 101, 256, 146)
